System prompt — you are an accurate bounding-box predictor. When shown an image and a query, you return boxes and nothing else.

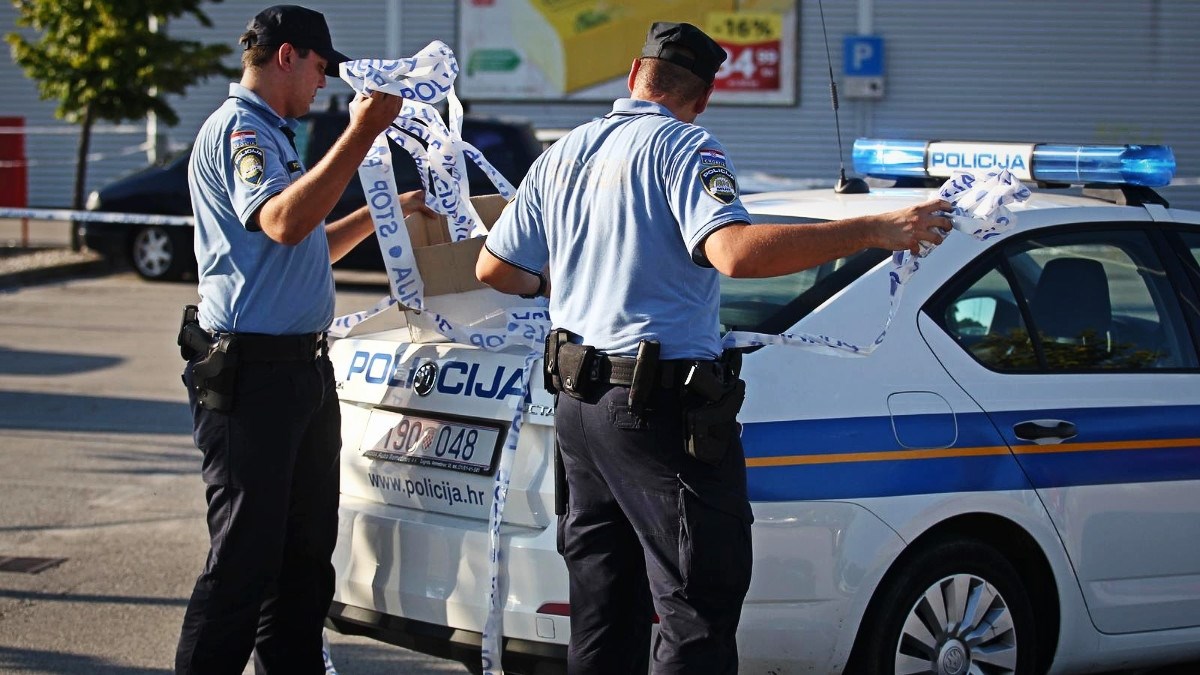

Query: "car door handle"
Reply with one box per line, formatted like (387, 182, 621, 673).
(1013, 419, 1078, 444)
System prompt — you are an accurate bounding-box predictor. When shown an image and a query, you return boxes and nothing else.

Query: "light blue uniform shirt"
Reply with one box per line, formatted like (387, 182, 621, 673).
(189, 83, 335, 335)
(486, 98, 751, 360)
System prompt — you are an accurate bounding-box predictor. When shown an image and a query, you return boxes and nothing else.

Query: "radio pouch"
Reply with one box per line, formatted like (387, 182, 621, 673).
(555, 342, 594, 401)
(544, 329, 571, 394)
(684, 378, 746, 466)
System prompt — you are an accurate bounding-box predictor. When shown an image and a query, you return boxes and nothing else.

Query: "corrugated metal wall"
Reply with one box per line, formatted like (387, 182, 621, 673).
(3, 1, 1198, 209)
(862, 0, 1200, 209)
(0, 1, 389, 208)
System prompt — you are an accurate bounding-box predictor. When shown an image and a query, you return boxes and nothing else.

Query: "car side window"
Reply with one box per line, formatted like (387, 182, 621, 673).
(1183, 231, 1200, 268)
(942, 266, 1038, 369)
(936, 229, 1198, 372)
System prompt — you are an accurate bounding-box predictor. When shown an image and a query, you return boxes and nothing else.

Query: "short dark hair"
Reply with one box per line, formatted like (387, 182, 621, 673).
(239, 29, 310, 70)
(635, 56, 708, 103)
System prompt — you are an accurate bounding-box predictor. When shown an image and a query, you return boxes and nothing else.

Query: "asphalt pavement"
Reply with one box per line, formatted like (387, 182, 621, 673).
(0, 251, 466, 674)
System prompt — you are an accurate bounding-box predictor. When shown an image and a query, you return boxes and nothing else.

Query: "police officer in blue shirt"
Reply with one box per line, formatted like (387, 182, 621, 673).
(174, 5, 431, 674)
(478, 21, 951, 675)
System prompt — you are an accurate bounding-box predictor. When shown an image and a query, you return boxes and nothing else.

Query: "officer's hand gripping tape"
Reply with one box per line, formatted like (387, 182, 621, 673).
(177, 304, 239, 413)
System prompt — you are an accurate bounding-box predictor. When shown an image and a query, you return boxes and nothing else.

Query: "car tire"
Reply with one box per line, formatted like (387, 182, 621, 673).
(848, 539, 1038, 675)
(130, 225, 191, 281)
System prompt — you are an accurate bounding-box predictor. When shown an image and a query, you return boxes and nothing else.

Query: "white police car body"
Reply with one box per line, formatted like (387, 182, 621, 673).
(326, 140, 1200, 674)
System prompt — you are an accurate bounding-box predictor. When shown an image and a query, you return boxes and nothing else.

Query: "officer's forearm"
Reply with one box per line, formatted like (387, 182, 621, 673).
(476, 247, 544, 296)
(325, 207, 376, 262)
(256, 129, 377, 245)
(326, 190, 435, 262)
(703, 220, 876, 278)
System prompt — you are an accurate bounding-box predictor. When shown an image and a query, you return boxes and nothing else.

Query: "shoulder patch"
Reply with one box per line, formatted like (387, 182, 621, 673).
(700, 165, 738, 204)
(698, 147, 727, 166)
(230, 129, 258, 151)
(233, 146, 265, 186)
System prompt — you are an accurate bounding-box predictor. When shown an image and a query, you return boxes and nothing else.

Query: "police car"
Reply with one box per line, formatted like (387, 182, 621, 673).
(325, 139, 1200, 674)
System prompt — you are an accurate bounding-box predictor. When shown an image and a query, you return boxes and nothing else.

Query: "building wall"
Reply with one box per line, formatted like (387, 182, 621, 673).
(3, 1, 1197, 209)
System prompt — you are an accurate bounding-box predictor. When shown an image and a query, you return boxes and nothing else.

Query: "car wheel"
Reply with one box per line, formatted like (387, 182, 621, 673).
(130, 225, 189, 281)
(849, 539, 1038, 675)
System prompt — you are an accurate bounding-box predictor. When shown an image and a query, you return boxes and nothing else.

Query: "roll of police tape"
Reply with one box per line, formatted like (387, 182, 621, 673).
(722, 170, 1031, 354)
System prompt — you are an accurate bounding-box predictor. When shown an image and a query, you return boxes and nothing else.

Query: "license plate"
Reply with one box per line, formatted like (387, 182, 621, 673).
(361, 409, 503, 475)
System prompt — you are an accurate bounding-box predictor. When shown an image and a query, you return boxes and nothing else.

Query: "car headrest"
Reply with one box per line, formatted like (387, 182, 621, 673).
(1030, 257, 1111, 342)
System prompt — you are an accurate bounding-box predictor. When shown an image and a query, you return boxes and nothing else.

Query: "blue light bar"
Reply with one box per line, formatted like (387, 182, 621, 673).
(852, 139, 1176, 187)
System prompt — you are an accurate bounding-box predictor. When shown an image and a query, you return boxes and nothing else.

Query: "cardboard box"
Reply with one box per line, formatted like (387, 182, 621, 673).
(399, 194, 545, 343)
(403, 193, 507, 294)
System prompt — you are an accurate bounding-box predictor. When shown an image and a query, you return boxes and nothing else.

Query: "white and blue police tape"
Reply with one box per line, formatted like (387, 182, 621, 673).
(335, 41, 546, 675)
(322, 629, 338, 674)
(400, 306, 548, 675)
(722, 170, 1031, 354)
(340, 41, 516, 241)
(0, 207, 193, 226)
(330, 41, 519, 336)
(480, 348, 542, 674)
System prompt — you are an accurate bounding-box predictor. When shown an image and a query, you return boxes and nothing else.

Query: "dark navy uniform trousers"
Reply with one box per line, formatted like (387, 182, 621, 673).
(175, 354, 340, 675)
(555, 382, 754, 674)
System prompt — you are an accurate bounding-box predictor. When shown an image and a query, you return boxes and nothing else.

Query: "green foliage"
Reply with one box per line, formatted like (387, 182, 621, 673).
(6, 0, 237, 126)
(970, 328, 1163, 371)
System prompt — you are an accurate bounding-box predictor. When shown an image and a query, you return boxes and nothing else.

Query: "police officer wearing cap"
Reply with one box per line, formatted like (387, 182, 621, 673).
(174, 5, 432, 673)
(478, 21, 950, 675)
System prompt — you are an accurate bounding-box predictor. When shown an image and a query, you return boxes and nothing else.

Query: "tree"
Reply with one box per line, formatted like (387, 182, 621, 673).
(6, 0, 236, 249)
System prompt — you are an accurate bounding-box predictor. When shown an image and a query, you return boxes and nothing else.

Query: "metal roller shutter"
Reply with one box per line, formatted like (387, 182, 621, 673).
(4, 1, 1198, 208)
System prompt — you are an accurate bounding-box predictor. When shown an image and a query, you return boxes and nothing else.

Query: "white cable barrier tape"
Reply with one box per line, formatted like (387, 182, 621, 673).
(0, 124, 146, 134)
(335, 41, 546, 675)
(0, 207, 193, 226)
(722, 170, 1032, 354)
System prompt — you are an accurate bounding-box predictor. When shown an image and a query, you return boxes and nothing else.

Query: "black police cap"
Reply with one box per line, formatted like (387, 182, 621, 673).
(640, 21, 727, 85)
(246, 5, 349, 76)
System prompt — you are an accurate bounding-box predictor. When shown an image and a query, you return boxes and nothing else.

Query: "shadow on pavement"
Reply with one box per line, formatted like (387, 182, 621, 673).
(0, 646, 168, 674)
(0, 391, 190, 435)
(0, 346, 123, 376)
(0, 512, 198, 534)
(0, 588, 187, 608)
(326, 637, 470, 674)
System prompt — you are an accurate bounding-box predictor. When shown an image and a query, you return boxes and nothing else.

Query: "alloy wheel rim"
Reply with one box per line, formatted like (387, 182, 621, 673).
(134, 228, 172, 277)
(894, 573, 1018, 675)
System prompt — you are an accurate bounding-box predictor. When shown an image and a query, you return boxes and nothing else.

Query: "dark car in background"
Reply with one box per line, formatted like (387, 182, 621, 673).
(80, 108, 542, 280)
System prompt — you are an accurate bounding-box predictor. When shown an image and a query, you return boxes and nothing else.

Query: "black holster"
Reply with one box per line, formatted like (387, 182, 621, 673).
(178, 305, 239, 413)
(681, 350, 746, 465)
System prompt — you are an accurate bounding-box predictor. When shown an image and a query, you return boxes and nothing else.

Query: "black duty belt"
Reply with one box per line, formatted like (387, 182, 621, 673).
(593, 355, 695, 389)
(218, 332, 328, 362)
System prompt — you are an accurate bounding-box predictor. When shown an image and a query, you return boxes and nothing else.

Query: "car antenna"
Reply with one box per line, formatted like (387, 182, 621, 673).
(818, 0, 869, 194)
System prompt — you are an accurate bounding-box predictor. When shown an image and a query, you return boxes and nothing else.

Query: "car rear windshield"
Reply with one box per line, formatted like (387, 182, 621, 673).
(719, 214, 889, 334)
